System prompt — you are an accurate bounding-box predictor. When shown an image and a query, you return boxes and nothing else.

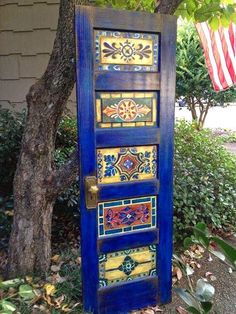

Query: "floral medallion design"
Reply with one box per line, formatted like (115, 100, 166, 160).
(95, 30, 159, 72)
(99, 245, 157, 287)
(96, 92, 157, 128)
(97, 146, 157, 184)
(98, 196, 157, 237)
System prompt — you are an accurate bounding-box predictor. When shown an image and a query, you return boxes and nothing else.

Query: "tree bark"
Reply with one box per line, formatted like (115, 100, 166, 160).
(7, 0, 180, 278)
(7, 0, 78, 278)
(155, 0, 182, 14)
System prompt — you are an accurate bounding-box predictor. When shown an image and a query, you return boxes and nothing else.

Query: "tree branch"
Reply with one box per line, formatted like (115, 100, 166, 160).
(155, 0, 183, 14)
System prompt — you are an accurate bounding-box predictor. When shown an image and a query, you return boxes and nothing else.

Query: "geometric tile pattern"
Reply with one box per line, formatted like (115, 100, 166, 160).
(99, 245, 157, 287)
(95, 30, 159, 72)
(98, 196, 157, 237)
(97, 146, 157, 184)
(96, 92, 157, 128)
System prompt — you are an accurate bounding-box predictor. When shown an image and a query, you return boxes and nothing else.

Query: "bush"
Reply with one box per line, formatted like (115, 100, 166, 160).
(174, 120, 236, 242)
(0, 107, 78, 209)
(0, 108, 26, 195)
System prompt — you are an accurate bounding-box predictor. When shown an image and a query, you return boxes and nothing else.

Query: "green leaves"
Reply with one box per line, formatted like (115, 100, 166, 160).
(0, 300, 16, 313)
(209, 16, 220, 31)
(175, 288, 201, 310)
(195, 279, 215, 302)
(175, 0, 236, 28)
(183, 222, 236, 271)
(212, 236, 236, 268)
(0, 278, 23, 290)
(175, 279, 215, 313)
(18, 284, 35, 300)
(95, 0, 156, 12)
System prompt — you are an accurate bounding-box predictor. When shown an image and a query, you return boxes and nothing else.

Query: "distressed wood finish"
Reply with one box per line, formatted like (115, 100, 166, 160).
(76, 6, 176, 314)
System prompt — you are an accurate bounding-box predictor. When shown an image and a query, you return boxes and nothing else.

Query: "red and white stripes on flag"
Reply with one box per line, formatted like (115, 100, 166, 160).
(196, 22, 236, 92)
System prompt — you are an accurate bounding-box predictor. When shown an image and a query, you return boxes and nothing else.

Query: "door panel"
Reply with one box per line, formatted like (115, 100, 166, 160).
(99, 245, 157, 287)
(98, 195, 157, 237)
(94, 30, 159, 72)
(76, 5, 176, 314)
(97, 145, 157, 184)
(96, 92, 158, 128)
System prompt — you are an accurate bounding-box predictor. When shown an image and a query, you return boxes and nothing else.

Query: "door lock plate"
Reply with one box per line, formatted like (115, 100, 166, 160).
(85, 176, 99, 209)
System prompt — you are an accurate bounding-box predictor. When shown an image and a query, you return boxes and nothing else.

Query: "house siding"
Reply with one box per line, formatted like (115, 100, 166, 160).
(0, 0, 76, 113)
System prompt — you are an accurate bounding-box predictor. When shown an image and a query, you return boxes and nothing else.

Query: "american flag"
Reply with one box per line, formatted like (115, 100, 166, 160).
(196, 22, 236, 92)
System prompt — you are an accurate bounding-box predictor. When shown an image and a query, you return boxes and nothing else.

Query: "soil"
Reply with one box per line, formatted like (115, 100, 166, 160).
(161, 238, 236, 314)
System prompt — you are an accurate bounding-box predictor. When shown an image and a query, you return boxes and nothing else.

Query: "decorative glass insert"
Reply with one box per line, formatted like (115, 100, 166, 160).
(97, 145, 157, 184)
(99, 245, 157, 287)
(95, 30, 159, 72)
(96, 92, 157, 128)
(98, 196, 157, 237)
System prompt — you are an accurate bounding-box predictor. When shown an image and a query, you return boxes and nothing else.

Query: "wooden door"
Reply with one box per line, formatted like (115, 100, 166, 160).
(75, 6, 177, 314)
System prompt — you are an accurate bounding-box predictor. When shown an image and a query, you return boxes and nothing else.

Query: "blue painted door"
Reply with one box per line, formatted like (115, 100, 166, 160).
(75, 6, 177, 314)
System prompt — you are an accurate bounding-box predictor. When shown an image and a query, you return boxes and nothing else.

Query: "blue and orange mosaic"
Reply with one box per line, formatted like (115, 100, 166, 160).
(98, 196, 157, 237)
(94, 30, 159, 72)
(96, 92, 157, 128)
(97, 146, 157, 184)
(99, 245, 157, 287)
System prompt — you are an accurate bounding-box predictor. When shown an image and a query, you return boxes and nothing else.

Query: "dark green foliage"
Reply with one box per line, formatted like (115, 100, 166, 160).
(174, 121, 236, 242)
(0, 196, 13, 249)
(0, 107, 78, 208)
(175, 1, 236, 27)
(95, 0, 156, 12)
(0, 108, 26, 195)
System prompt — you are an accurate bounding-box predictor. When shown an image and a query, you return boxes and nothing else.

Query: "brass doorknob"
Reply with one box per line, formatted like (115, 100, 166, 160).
(85, 176, 99, 209)
(89, 185, 99, 194)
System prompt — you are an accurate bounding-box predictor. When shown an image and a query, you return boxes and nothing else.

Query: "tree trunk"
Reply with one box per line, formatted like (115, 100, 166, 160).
(7, 0, 180, 278)
(7, 0, 78, 278)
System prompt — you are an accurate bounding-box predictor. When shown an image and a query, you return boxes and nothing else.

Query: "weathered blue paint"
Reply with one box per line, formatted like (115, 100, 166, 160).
(99, 180, 159, 201)
(75, 5, 176, 314)
(98, 229, 159, 254)
(157, 15, 177, 305)
(96, 128, 160, 148)
(95, 72, 160, 90)
(98, 277, 158, 313)
(75, 8, 98, 313)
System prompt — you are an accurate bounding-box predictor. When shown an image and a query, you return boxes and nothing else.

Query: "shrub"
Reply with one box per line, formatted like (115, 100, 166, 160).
(174, 120, 236, 242)
(0, 107, 78, 209)
(0, 108, 26, 195)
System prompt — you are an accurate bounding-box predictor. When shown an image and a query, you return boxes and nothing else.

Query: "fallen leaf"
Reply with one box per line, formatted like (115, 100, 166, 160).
(51, 264, 61, 272)
(54, 295, 65, 308)
(61, 304, 71, 312)
(44, 283, 56, 296)
(25, 276, 33, 284)
(210, 275, 217, 281)
(176, 306, 188, 314)
(43, 293, 54, 306)
(51, 273, 66, 284)
(51, 254, 61, 263)
(75, 256, 81, 265)
(151, 305, 164, 312)
(176, 268, 183, 280)
(197, 245, 205, 253)
(143, 309, 155, 314)
(208, 254, 213, 262)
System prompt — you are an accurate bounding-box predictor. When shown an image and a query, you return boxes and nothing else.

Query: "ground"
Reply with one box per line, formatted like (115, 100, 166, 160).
(160, 236, 236, 314)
